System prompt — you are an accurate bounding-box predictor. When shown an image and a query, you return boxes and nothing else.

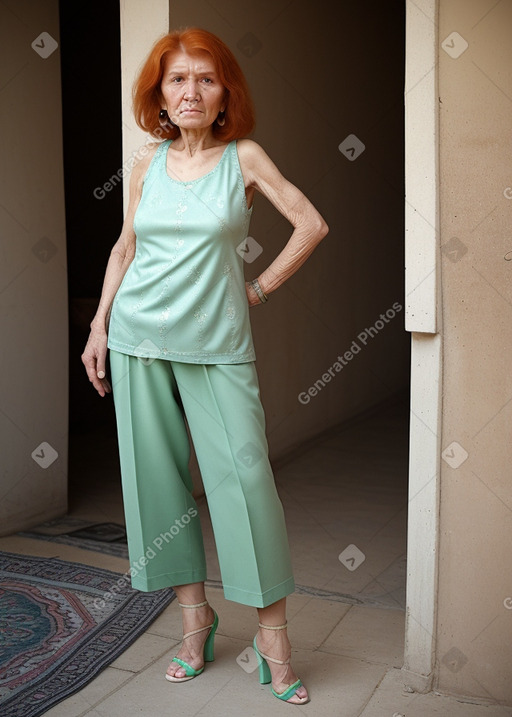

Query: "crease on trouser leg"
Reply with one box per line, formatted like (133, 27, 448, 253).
(172, 360, 295, 607)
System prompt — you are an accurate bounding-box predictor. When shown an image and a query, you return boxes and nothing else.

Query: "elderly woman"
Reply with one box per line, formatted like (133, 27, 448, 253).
(82, 27, 328, 705)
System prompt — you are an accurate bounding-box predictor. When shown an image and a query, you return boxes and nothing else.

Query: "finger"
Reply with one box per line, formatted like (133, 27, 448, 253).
(91, 374, 106, 396)
(84, 363, 107, 397)
(101, 377, 112, 394)
(84, 363, 98, 384)
(94, 377, 108, 397)
(96, 351, 107, 380)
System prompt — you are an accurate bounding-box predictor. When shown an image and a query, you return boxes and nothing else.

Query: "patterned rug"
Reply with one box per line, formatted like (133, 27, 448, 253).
(0, 550, 176, 717)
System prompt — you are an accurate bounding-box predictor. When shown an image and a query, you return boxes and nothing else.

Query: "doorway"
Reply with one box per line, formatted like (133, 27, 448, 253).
(63, 0, 411, 628)
(59, 0, 124, 511)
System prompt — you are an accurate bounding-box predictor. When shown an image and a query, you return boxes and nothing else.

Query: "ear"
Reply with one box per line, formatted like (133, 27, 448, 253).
(221, 88, 228, 113)
(156, 89, 166, 109)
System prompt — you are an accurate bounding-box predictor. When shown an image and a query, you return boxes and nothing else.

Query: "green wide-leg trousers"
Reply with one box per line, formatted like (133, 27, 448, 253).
(109, 350, 295, 607)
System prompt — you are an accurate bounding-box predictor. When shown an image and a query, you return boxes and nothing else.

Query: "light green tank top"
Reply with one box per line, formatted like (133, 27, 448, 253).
(107, 139, 255, 363)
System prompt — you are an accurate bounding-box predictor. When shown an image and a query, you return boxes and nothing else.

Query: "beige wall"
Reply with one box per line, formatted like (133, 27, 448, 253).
(0, 0, 68, 534)
(167, 0, 410, 460)
(437, 0, 512, 703)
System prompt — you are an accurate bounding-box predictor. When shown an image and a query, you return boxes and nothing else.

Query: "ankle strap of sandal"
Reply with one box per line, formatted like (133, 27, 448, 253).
(258, 621, 288, 630)
(178, 600, 208, 609)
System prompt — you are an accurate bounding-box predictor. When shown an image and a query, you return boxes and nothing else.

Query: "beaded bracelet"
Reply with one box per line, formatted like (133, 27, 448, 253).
(250, 278, 268, 303)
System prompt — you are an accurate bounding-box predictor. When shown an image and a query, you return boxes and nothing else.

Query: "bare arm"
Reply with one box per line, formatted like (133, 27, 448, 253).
(237, 139, 329, 306)
(81, 147, 156, 396)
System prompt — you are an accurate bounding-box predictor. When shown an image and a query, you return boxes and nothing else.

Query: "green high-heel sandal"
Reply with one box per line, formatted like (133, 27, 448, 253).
(165, 600, 219, 683)
(253, 621, 309, 704)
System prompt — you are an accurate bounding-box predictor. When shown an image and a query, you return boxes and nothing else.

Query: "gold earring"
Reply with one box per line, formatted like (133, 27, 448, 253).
(216, 111, 226, 127)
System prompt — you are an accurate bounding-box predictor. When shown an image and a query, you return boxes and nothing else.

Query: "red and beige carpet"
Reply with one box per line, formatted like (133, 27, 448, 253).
(0, 537, 175, 717)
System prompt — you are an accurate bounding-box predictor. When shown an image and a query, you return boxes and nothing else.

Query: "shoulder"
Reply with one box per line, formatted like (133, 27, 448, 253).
(128, 141, 164, 191)
(123, 141, 163, 210)
(236, 139, 283, 186)
(133, 140, 163, 176)
(236, 138, 270, 166)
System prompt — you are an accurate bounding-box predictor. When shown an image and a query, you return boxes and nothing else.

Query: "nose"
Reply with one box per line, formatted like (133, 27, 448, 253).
(183, 80, 200, 101)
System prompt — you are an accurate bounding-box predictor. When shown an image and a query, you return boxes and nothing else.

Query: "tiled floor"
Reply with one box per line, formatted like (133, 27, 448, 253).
(3, 395, 511, 716)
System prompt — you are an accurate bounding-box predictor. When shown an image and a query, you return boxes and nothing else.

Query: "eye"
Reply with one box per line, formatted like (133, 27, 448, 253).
(201, 77, 213, 84)
(171, 76, 183, 83)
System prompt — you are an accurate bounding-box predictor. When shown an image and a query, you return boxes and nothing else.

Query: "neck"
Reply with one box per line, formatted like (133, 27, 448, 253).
(175, 128, 215, 157)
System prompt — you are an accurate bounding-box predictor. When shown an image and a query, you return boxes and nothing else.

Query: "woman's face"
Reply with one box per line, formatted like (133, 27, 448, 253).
(160, 49, 226, 131)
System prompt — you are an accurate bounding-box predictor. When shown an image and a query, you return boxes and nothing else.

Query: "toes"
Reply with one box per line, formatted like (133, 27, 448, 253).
(288, 685, 308, 703)
(167, 664, 185, 679)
